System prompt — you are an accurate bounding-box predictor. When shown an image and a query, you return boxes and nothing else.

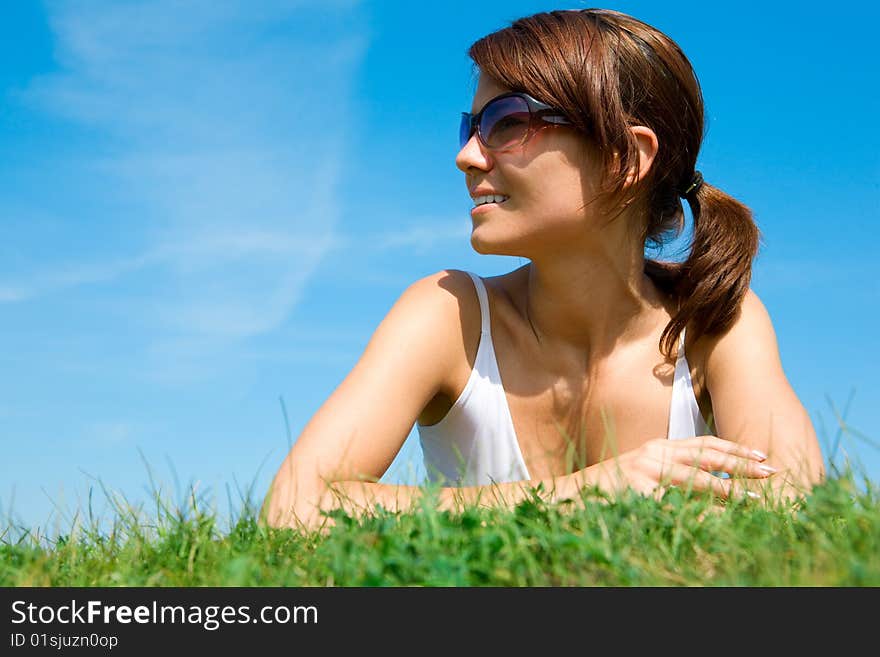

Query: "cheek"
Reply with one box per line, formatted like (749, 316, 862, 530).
(528, 209, 589, 241)
(523, 175, 590, 219)
(532, 131, 603, 198)
(518, 151, 589, 205)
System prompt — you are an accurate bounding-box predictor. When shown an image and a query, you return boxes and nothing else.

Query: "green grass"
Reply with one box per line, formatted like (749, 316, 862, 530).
(2, 468, 878, 586)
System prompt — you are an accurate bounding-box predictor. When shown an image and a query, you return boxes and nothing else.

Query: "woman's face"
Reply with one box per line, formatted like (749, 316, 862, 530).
(455, 75, 604, 258)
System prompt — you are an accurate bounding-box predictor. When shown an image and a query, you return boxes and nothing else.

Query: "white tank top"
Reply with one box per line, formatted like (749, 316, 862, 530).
(417, 271, 714, 486)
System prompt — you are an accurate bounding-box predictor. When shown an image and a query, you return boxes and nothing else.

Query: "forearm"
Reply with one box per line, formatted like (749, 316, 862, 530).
(742, 428, 826, 505)
(263, 469, 599, 534)
(330, 473, 580, 515)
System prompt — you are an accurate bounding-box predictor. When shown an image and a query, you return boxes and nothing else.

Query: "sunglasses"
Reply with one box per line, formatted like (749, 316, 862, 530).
(459, 91, 573, 152)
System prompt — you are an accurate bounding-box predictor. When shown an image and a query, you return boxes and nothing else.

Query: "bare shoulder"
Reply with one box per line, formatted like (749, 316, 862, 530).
(700, 288, 779, 377)
(406, 269, 483, 390)
(682, 289, 771, 421)
(408, 269, 481, 331)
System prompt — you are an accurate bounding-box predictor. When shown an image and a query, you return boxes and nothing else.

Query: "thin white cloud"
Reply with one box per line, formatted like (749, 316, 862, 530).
(9, 0, 368, 376)
(0, 215, 463, 305)
(319, 217, 471, 254)
(0, 252, 157, 302)
(370, 218, 472, 253)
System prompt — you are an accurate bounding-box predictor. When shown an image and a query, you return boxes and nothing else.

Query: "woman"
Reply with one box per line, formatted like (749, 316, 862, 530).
(263, 8, 825, 532)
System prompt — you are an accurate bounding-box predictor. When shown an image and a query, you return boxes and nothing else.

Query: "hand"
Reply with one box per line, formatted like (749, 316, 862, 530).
(582, 435, 777, 502)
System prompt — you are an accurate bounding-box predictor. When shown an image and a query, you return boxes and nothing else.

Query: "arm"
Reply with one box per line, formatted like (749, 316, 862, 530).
(702, 288, 825, 501)
(264, 434, 776, 533)
(264, 473, 580, 534)
(262, 269, 571, 534)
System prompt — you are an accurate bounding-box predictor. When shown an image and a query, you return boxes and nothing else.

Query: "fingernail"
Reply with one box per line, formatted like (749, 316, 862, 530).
(746, 491, 760, 499)
(751, 449, 768, 461)
(758, 464, 778, 474)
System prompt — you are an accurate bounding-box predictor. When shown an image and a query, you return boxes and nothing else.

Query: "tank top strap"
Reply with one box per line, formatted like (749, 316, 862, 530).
(678, 325, 687, 359)
(463, 271, 491, 335)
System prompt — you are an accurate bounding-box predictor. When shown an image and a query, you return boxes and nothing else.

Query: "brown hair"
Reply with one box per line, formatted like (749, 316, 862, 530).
(467, 8, 762, 361)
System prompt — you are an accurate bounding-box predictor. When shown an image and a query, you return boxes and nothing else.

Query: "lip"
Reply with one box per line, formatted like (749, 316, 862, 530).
(469, 186, 508, 200)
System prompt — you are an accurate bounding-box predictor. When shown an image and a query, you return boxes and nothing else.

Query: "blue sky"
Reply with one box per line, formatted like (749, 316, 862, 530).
(2, 0, 878, 540)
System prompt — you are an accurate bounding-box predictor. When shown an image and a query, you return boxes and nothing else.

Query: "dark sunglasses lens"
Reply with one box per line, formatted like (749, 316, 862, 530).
(459, 114, 473, 149)
(481, 96, 530, 150)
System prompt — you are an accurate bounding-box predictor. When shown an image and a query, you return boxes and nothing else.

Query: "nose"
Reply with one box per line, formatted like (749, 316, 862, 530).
(455, 131, 493, 174)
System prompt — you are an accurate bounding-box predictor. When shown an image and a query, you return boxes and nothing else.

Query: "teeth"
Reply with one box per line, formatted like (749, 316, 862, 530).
(474, 194, 510, 206)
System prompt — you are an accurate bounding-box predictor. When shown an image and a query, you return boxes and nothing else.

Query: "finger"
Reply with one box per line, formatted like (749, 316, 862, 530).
(682, 448, 778, 479)
(678, 436, 768, 462)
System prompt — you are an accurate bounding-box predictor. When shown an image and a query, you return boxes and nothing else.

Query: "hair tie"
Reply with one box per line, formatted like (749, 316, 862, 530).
(680, 170, 704, 198)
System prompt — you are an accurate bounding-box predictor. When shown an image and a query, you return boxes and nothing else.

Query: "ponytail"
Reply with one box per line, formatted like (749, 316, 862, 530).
(646, 177, 763, 361)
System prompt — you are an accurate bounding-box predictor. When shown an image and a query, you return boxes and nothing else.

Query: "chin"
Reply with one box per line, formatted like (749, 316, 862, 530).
(469, 231, 522, 257)
(469, 237, 491, 255)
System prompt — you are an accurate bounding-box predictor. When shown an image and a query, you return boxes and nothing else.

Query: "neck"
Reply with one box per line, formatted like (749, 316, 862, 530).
(521, 248, 669, 363)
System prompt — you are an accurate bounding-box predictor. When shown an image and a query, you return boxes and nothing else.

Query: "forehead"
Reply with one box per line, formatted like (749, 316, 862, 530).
(471, 75, 513, 113)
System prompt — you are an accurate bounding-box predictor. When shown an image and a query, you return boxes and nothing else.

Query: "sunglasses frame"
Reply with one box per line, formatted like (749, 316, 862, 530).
(460, 91, 573, 152)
